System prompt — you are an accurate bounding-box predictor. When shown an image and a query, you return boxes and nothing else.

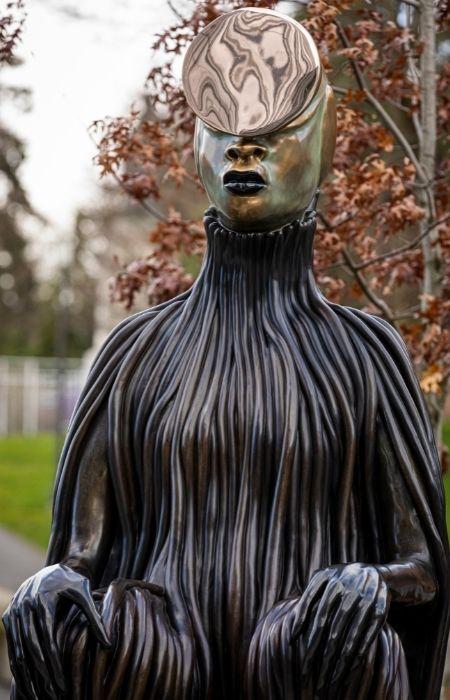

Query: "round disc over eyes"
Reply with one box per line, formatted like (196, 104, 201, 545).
(182, 8, 322, 137)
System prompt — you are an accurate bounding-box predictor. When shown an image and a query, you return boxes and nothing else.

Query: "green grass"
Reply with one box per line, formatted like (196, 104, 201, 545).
(0, 434, 55, 549)
(0, 427, 449, 550)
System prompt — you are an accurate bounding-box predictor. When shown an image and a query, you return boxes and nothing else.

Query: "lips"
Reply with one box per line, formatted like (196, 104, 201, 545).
(223, 170, 267, 196)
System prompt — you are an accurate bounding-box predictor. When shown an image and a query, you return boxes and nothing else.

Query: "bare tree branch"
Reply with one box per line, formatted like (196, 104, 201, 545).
(392, 306, 420, 321)
(317, 211, 395, 320)
(399, 0, 420, 9)
(317, 214, 449, 274)
(330, 84, 348, 95)
(341, 249, 395, 321)
(87, 128, 169, 223)
(167, 0, 185, 21)
(355, 214, 449, 270)
(335, 21, 433, 208)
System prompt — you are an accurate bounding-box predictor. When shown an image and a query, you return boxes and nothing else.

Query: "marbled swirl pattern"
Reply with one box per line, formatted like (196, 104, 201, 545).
(182, 8, 320, 136)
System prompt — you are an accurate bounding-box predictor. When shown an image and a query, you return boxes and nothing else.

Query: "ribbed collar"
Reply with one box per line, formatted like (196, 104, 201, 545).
(200, 207, 317, 290)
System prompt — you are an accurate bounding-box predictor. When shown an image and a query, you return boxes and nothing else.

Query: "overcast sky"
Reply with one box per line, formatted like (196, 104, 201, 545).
(1, 0, 174, 241)
(1, 0, 296, 260)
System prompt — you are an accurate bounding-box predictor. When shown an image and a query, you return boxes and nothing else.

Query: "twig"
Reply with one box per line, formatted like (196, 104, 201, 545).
(385, 96, 412, 114)
(167, 0, 185, 21)
(355, 214, 450, 270)
(392, 305, 420, 321)
(398, 0, 420, 8)
(317, 212, 395, 321)
(317, 214, 449, 274)
(341, 249, 395, 321)
(111, 171, 169, 222)
(330, 85, 348, 96)
(335, 20, 433, 216)
(87, 127, 168, 223)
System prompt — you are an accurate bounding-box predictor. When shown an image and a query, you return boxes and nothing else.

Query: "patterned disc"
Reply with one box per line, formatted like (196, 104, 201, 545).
(182, 8, 321, 136)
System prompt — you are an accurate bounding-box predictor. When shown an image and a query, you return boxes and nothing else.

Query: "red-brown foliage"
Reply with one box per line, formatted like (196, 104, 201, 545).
(0, 0, 25, 64)
(91, 0, 449, 415)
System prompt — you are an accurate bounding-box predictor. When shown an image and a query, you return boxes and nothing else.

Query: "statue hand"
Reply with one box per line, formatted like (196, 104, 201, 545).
(2, 563, 110, 700)
(291, 563, 389, 690)
(98, 577, 165, 638)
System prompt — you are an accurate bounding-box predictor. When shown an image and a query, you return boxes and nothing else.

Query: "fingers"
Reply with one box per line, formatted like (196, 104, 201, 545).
(104, 591, 136, 697)
(4, 582, 64, 700)
(326, 578, 388, 690)
(20, 599, 61, 699)
(35, 595, 67, 695)
(8, 607, 40, 700)
(354, 579, 389, 662)
(129, 589, 155, 700)
(317, 598, 370, 690)
(2, 609, 21, 693)
(70, 623, 90, 700)
(294, 565, 390, 693)
(314, 591, 358, 691)
(300, 580, 344, 678)
(116, 578, 165, 597)
(290, 570, 331, 642)
(63, 577, 111, 648)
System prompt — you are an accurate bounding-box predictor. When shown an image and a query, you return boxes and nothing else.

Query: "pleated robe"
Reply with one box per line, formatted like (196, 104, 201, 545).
(43, 209, 449, 700)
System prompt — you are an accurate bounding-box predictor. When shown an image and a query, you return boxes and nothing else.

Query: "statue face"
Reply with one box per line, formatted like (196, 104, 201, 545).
(195, 86, 336, 232)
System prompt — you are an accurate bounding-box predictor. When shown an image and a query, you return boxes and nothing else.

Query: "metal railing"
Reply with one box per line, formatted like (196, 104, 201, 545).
(0, 356, 86, 436)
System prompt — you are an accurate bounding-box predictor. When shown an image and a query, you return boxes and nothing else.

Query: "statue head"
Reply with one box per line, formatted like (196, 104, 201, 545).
(182, 7, 336, 232)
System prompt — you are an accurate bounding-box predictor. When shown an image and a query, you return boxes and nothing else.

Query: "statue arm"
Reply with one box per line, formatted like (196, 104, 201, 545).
(286, 408, 440, 687)
(54, 406, 114, 585)
(2, 407, 114, 697)
(375, 420, 437, 606)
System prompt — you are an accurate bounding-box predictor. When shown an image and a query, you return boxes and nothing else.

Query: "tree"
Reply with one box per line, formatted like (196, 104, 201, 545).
(91, 0, 449, 453)
(0, 1, 98, 358)
(0, 0, 24, 64)
(0, 0, 42, 354)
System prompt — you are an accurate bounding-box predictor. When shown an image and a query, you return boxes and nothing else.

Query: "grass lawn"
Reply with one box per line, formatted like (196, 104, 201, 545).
(0, 428, 450, 550)
(0, 434, 55, 549)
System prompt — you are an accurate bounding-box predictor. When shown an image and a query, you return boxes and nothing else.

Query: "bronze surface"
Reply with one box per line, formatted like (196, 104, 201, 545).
(3, 210, 449, 699)
(182, 8, 321, 136)
(3, 7, 450, 700)
(195, 78, 336, 232)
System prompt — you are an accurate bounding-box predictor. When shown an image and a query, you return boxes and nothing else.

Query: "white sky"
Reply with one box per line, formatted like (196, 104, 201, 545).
(1, 0, 174, 244)
(0, 0, 296, 264)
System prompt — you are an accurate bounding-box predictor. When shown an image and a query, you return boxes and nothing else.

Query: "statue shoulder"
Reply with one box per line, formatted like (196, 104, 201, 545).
(88, 295, 188, 381)
(335, 304, 414, 370)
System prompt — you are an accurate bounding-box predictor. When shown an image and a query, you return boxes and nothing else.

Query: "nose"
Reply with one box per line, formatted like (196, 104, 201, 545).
(225, 142, 268, 163)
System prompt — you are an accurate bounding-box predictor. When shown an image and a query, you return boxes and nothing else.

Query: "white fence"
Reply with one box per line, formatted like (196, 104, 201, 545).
(0, 356, 86, 436)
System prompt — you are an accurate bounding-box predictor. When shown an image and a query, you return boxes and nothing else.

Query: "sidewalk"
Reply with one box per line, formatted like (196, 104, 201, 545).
(0, 527, 45, 700)
(0, 528, 45, 593)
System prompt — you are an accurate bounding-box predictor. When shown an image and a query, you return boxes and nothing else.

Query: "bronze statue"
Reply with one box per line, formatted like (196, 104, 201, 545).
(3, 8, 449, 699)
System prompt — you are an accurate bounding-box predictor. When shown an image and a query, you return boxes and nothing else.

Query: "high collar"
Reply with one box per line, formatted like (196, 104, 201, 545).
(200, 207, 318, 292)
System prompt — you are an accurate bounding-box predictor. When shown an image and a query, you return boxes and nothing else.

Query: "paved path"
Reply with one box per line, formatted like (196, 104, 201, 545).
(0, 528, 44, 594)
(0, 527, 45, 698)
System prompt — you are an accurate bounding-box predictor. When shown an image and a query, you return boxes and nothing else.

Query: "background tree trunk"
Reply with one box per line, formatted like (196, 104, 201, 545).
(418, 0, 445, 441)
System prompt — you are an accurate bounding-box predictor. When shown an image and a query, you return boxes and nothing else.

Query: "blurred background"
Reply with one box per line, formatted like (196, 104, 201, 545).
(0, 0, 448, 695)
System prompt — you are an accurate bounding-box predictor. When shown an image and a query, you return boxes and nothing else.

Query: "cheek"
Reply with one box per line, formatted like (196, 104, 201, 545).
(282, 140, 311, 181)
(198, 138, 226, 195)
(273, 131, 320, 197)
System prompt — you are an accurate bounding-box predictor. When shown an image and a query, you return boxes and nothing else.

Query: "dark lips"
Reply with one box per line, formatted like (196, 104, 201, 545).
(223, 170, 267, 196)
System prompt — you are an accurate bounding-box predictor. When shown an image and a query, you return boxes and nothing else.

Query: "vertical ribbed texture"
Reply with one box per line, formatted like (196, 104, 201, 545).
(46, 208, 448, 700)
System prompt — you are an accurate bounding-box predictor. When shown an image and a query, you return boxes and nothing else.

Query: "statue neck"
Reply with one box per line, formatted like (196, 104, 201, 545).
(199, 207, 318, 297)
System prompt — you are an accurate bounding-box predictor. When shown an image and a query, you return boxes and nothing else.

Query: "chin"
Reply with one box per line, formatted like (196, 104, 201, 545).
(216, 194, 272, 232)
